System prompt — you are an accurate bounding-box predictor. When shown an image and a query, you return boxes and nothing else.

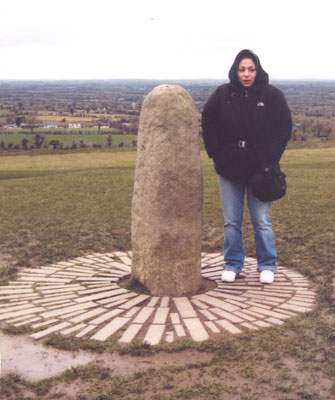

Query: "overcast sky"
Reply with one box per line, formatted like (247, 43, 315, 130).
(0, 0, 334, 81)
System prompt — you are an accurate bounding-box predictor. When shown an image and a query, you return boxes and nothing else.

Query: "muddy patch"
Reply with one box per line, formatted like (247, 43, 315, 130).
(0, 332, 213, 381)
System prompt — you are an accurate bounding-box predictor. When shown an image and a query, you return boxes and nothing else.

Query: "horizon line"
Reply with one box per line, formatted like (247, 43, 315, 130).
(1, 77, 335, 83)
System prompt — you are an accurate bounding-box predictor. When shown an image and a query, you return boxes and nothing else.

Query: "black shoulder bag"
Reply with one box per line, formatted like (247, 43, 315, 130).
(250, 162, 287, 202)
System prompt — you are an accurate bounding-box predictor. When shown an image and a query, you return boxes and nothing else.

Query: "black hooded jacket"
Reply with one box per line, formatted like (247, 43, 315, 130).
(202, 49, 292, 181)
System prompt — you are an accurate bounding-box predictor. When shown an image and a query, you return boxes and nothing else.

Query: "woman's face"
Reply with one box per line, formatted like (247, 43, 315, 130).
(237, 58, 257, 87)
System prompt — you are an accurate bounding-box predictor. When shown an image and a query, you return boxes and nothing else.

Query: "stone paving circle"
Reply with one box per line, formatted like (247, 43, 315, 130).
(0, 252, 316, 345)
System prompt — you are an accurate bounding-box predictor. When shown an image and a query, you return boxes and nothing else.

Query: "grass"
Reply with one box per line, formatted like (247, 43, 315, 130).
(1, 141, 335, 399)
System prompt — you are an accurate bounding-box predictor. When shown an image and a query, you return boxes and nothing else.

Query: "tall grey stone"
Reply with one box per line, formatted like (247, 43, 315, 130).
(131, 85, 203, 296)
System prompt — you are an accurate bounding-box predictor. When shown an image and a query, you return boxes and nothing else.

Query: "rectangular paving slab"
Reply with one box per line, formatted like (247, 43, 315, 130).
(70, 307, 107, 323)
(75, 324, 96, 338)
(153, 307, 169, 324)
(216, 319, 242, 334)
(89, 308, 125, 325)
(74, 288, 128, 303)
(41, 302, 97, 318)
(183, 318, 209, 341)
(0, 306, 45, 321)
(143, 324, 165, 345)
(173, 297, 197, 318)
(193, 294, 239, 312)
(91, 317, 130, 341)
(119, 324, 143, 343)
(30, 321, 72, 340)
(133, 307, 155, 324)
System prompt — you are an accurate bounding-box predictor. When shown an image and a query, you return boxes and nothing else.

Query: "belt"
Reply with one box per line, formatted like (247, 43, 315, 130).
(227, 140, 254, 149)
(238, 140, 247, 148)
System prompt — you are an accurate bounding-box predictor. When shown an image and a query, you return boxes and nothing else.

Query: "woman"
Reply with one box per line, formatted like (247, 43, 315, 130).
(202, 49, 292, 284)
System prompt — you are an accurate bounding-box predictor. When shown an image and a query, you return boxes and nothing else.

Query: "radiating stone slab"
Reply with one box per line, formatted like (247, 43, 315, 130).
(30, 322, 72, 339)
(183, 318, 209, 341)
(174, 324, 186, 337)
(0, 307, 45, 321)
(173, 297, 197, 318)
(133, 307, 155, 324)
(0, 304, 35, 315)
(119, 324, 143, 343)
(144, 324, 165, 345)
(91, 317, 130, 341)
(147, 297, 160, 307)
(74, 289, 127, 303)
(32, 319, 59, 329)
(75, 325, 96, 338)
(41, 302, 97, 318)
(210, 308, 243, 323)
(153, 307, 169, 324)
(119, 295, 150, 310)
(89, 308, 125, 325)
(166, 331, 174, 343)
(248, 306, 293, 319)
(170, 313, 180, 324)
(199, 309, 217, 321)
(61, 323, 86, 335)
(70, 307, 107, 323)
(204, 321, 220, 333)
(193, 294, 239, 312)
(216, 319, 242, 334)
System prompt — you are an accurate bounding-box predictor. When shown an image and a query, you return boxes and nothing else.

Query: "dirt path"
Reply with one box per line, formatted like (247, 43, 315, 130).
(0, 332, 213, 381)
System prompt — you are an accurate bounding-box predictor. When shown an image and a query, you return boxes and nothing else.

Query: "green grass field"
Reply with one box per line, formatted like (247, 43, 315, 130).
(1, 142, 335, 399)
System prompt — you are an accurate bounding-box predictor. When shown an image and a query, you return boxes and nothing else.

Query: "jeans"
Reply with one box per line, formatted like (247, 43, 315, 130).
(218, 175, 277, 274)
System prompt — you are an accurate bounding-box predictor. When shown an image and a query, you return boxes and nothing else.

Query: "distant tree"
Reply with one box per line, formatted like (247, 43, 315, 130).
(68, 103, 76, 116)
(21, 138, 29, 151)
(314, 122, 325, 137)
(15, 116, 25, 127)
(312, 121, 332, 138)
(49, 140, 60, 149)
(324, 124, 332, 138)
(106, 134, 112, 148)
(34, 134, 44, 149)
(6, 112, 16, 124)
(26, 113, 40, 134)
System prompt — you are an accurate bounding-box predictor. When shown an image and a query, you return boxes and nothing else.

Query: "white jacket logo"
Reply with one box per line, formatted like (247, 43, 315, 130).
(257, 102, 265, 107)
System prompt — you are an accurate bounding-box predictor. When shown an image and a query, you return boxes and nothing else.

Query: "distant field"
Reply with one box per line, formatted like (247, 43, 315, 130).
(0, 133, 137, 148)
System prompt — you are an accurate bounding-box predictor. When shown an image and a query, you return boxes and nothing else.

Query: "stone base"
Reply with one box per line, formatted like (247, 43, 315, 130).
(0, 252, 316, 345)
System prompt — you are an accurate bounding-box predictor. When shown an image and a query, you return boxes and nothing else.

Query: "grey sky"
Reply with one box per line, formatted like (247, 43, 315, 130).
(0, 0, 334, 80)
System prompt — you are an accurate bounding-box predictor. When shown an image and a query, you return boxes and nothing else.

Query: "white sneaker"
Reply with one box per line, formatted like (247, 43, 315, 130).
(260, 270, 274, 284)
(221, 270, 236, 282)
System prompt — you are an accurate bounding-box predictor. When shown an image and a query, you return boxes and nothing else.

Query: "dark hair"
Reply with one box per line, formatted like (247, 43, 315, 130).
(236, 49, 258, 69)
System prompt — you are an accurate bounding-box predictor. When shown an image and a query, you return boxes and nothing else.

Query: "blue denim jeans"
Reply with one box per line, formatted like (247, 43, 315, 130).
(218, 175, 277, 274)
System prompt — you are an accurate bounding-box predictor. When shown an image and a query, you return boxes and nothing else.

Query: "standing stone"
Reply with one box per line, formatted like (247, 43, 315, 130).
(131, 85, 203, 297)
